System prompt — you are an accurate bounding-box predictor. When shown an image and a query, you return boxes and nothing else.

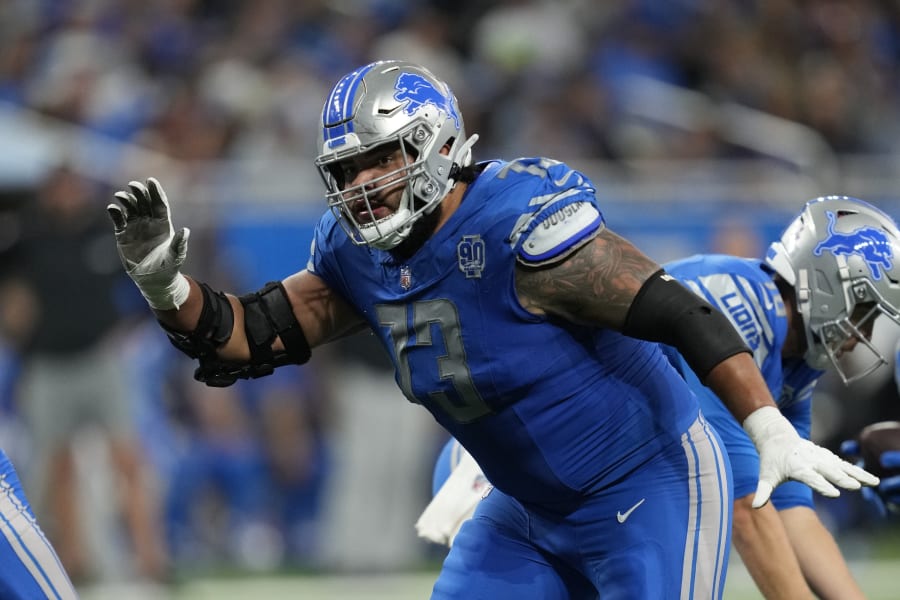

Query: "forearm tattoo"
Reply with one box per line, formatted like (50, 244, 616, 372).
(516, 229, 660, 328)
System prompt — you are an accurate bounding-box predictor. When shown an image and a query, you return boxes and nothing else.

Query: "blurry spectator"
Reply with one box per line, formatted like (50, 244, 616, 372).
(369, 5, 467, 95)
(709, 215, 765, 258)
(0, 28, 38, 105)
(164, 382, 271, 570)
(249, 368, 330, 564)
(0, 165, 168, 584)
(469, 0, 587, 79)
(0, 0, 896, 168)
(163, 364, 330, 570)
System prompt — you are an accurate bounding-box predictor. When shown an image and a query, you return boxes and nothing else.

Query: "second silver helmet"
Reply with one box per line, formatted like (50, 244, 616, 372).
(766, 196, 900, 383)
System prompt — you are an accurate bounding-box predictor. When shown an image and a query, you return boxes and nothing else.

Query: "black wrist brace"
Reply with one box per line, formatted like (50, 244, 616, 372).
(160, 282, 234, 360)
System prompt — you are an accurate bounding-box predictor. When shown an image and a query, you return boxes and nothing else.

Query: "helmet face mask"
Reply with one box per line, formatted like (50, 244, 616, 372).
(765, 196, 900, 384)
(323, 138, 421, 248)
(315, 60, 478, 250)
(816, 298, 885, 382)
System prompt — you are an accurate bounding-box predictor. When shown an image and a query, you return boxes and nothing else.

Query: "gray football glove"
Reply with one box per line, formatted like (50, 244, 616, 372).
(107, 177, 191, 310)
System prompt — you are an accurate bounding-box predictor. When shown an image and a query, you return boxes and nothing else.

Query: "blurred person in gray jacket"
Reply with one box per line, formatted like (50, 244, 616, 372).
(0, 165, 168, 584)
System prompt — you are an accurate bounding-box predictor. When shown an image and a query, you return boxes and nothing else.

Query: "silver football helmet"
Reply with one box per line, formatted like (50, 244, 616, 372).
(314, 60, 478, 250)
(765, 196, 900, 384)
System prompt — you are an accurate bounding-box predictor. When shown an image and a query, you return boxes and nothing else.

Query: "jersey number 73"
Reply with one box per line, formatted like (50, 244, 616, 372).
(376, 299, 492, 423)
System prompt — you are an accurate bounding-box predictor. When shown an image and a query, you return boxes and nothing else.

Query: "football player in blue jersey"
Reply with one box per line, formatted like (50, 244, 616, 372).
(0, 448, 79, 599)
(423, 196, 900, 599)
(106, 60, 878, 599)
(662, 196, 900, 600)
(839, 343, 900, 519)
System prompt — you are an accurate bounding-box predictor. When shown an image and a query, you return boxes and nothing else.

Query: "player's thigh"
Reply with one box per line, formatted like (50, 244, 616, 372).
(587, 414, 732, 599)
(0, 451, 78, 600)
(0, 533, 76, 600)
(432, 493, 596, 600)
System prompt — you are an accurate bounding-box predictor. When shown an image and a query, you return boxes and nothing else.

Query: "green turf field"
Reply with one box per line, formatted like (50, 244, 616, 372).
(79, 556, 900, 600)
(75, 525, 900, 599)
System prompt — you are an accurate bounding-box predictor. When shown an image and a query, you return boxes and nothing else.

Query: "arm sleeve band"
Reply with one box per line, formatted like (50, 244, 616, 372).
(622, 269, 750, 380)
(238, 280, 311, 367)
(162, 280, 311, 388)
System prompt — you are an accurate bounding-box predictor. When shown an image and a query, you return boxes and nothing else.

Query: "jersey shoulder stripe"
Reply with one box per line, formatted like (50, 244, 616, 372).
(476, 157, 604, 266)
(517, 200, 603, 265)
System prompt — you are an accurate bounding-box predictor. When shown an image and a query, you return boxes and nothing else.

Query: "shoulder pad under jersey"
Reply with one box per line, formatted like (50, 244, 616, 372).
(514, 199, 604, 266)
(490, 157, 604, 265)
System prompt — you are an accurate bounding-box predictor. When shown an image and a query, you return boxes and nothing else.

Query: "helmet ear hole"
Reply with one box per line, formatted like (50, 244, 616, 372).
(813, 269, 835, 296)
(443, 137, 457, 154)
(325, 163, 345, 190)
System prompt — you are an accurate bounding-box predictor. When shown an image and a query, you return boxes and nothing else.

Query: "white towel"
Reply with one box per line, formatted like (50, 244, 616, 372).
(415, 450, 491, 547)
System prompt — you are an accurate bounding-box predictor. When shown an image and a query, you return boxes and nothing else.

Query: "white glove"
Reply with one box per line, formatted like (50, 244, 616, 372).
(107, 177, 191, 310)
(743, 406, 880, 508)
(415, 449, 491, 547)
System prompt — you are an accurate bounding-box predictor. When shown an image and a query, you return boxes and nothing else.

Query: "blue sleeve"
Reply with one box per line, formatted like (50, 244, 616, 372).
(780, 397, 812, 441)
(305, 212, 359, 307)
(770, 480, 814, 511)
(306, 215, 337, 281)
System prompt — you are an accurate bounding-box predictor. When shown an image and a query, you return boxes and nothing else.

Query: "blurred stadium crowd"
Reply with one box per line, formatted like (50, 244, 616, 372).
(2, 0, 900, 168)
(1, 0, 900, 591)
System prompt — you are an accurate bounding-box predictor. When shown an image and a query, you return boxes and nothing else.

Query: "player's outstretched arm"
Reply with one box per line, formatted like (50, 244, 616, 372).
(107, 177, 365, 384)
(516, 227, 878, 506)
(707, 357, 878, 507)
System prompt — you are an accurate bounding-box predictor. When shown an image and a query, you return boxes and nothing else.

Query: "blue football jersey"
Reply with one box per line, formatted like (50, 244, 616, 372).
(663, 254, 824, 508)
(309, 157, 704, 508)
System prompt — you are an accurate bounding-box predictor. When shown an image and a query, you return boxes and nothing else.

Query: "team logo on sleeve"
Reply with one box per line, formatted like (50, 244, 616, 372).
(394, 73, 461, 130)
(457, 235, 485, 278)
(814, 210, 893, 280)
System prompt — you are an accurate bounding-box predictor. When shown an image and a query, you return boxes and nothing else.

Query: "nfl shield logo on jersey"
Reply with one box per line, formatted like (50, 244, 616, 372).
(457, 235, 485, 278)
(400, 265, 412, 289)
